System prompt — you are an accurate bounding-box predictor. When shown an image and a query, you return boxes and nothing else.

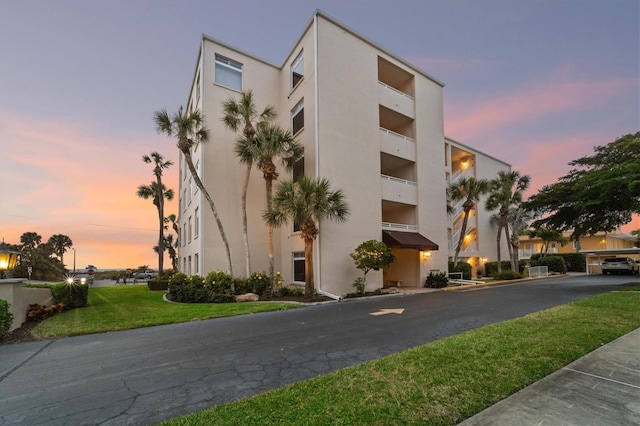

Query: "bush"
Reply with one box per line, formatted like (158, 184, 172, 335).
(532, 255, 567, 274)
(26, 303, 65, 322)
(560, 253, 586, 272)
(147, 280, 169, 291)
(448, 261, 472, 280)
(353, 277, 366, 294)
(204, 271, 234, 294)
(247, 272, 272, 296)
(493, 270, 523, 280)
(484, 261, 513, 277)
(51, 283, 88, 309)
(278, 286, 304, 297)
(0, 299, 13, 341)
(425, 272, 449, 288)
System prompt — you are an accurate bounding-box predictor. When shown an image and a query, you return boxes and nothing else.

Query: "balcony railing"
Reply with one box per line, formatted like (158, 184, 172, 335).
(379, 127, 414, 143)
(450, 166, 474, 184)
(378, 81, 413, 99)
(380, 174, 415, 186)
(382, 222, 418, 232)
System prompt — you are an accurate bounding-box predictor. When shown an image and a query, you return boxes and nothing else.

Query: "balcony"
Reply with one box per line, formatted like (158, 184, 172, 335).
(378, 81, 414, 118)
(380, 174, 417, 205)
(382, 222, 418, 232)
(380, 127, 416, 162)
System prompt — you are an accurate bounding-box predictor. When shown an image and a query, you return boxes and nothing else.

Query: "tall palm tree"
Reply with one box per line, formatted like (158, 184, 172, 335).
(141, 152, 173, 275)
(243, 124, 303, 291)
(264, 176, 349, 298)
(154, 106, 234, 276)
(222, 90, 276, 277)
(164, 234, 178, 270)
(485, 170, 531, 272)
(47, 234, 73, 267)
(507, 207, 531, 268)
(165, 213, 180, 244)
(137, 181, 174, 273)
(447, 177, 489, 266)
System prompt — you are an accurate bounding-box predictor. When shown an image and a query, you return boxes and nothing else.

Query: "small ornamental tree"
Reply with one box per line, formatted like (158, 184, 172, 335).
(350, 240, 395, 293)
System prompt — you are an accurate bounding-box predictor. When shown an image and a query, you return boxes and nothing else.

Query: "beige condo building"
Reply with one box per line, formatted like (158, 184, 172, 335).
(177, 10, 511, 296)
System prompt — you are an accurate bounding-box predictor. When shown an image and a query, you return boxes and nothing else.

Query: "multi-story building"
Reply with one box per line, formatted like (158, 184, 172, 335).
(178, 10, 511, 296)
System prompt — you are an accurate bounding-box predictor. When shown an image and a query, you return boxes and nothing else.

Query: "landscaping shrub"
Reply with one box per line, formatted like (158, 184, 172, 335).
(278, 286, 304, 297)
(559, 253, 586, 272)
(147, 280, 169, 291)
(247, 272, 272, 296)
(26, 303, 65, 322)
(484, 261, 512, 277)
(448, 261, 472, 280)
(0, 299, 13, 341)
(51, 283, 88, 309)
(532, 255, 567, 274)
(425, 272, 449, 288)
(204, 271, 234, 294)
(353, 277, 366, 294)
(493, 270, 523, 280)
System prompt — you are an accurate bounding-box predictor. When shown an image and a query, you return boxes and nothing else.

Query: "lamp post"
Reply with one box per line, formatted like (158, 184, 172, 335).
(0, 239, 21, 279)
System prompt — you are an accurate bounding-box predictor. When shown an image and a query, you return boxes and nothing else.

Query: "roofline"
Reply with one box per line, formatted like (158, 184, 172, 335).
(201, 9, 446, 87)
(445, 136, 512, 168)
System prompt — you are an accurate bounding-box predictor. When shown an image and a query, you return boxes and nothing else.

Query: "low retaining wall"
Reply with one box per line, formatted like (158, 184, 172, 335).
(0, 280, 53, 331)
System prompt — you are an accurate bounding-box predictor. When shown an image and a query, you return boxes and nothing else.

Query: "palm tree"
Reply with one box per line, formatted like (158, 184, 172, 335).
(528, 226, 568, 255)
(222, 90, 276, 277)
(47, 234, 73, 267)
(447, 177, 490, 266)
(154, 107, 233, 276)
(243, 124, 303, 291)
(137, 181, 174, 273)
(164, 234, 178, 270)
(264, 176, 349, 298)
(141, 152, 173, 275)
(485, 170, 531, 272)
(165, 213, 180, 244)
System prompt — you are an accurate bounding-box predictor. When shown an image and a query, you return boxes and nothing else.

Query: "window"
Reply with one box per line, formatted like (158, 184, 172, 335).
(293, 252, 305, 283)
(188, 255, 192, 275)
(215, 55, 242, 91)
(188, 216, 192, 243)
(183, 257, 187, 272)
(183, 224, 187, 246)
(291, 51, 304, 89)
(293, 221, 300, 233)
(292, 99, 304, 135)
(194, 207, 199, 239)
(292, 155, 304, 182)
(195, 71, 201, 106)
(194, 253, 199, 275)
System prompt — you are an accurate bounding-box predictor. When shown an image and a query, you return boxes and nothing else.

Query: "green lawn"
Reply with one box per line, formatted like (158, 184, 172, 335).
(161, 290, 640, 426)
(34, 286, 300, 338)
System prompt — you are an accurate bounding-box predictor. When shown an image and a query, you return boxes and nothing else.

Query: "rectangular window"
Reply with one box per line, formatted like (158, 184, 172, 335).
(194, 207, 199, 239)
(293, 251, 305, 283)
(183, 224, 187, 247)
(291, 51, 304, 89)
(195, 71, 201, 106)
(188, 255, 192, 275)
(292, 155, 304, 182)
(188, 216, 192, 243)
(194, 253, 199, 275)
(293, 221, 300, 233)
(292, 99, 304, 135)
(215, 54, 242, 91)
(183, 257, 187, 272)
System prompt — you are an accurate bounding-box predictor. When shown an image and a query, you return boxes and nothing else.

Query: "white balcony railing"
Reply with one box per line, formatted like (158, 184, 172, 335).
(379, 127, 415, 143)
(380, 174, 416, 186)
(382, 222, 418, 232)
(450, 166, 474, 184)
(378, 81, 414, 99)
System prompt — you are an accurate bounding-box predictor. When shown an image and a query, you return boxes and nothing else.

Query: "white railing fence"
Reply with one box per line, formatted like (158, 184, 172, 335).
(529, 266, 549, 278)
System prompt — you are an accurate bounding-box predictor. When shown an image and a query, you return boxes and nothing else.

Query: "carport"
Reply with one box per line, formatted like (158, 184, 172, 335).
(579, 248, 640, 275)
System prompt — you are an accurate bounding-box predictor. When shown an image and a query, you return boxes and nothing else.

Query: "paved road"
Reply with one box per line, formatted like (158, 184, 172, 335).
(0, 275, 635, 425)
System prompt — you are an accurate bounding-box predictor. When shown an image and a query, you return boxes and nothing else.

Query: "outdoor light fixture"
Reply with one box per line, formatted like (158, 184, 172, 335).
(421, 251, 431, 260)
(0, 239, 20, 279)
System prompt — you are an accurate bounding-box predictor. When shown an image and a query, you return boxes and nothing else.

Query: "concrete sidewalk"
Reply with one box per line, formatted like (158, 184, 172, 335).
(459, 327, 640, 425)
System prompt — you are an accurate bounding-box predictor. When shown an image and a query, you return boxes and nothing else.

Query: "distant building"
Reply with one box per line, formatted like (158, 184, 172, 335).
(178, 10, 511, 295)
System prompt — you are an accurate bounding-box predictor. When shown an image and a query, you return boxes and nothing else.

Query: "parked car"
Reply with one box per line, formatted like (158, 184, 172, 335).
(601, 257, 639, 275)
(132, 272, 154, 283)
(66, 273, 94, 285)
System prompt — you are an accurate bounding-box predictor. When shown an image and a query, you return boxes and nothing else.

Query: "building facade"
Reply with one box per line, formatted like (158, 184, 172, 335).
(178, 11, 511, 296)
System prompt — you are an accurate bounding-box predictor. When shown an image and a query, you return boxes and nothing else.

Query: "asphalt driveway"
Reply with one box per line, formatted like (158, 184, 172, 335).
(0, 274, 635, 425)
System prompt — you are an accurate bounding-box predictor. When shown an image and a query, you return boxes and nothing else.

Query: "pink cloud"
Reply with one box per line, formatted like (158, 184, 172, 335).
(0, 110, 179, 269)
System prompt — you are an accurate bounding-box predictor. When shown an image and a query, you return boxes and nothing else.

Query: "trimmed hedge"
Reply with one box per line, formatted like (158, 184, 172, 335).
(448, 261, 472, 280)
(531, 253, 585, 272)
(425, 272, 449, 288)
(484, 261, 513, 277)
(532, 255, 567, 274)
(0, 299, 13, 340)
(51, 283, 88, 309)
(147, 280, 169, 291)
(493, 270, 523, 280)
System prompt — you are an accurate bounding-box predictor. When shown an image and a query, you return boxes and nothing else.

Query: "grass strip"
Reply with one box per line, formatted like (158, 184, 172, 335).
(34, 286, 300, 338)
(162, 291, 640, 426)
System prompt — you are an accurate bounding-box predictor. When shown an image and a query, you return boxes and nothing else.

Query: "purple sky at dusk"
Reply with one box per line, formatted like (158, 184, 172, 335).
(1, 0, 638, 269)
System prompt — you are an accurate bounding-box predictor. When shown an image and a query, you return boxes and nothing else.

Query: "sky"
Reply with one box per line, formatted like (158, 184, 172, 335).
(0, 0, 638, 269)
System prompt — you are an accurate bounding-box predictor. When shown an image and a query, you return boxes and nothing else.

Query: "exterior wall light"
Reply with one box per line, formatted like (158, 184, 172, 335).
(0, 239, 21, 279)
(421, 251, 431, 260)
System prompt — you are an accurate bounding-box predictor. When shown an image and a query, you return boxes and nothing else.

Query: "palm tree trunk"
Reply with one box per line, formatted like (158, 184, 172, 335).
(265, 177, 276, 293)
(157, 175, 164, 275)
(496, 224, 503, 273)
(304, 237, 314, 299)
(511, 233, 520, 272)
(503, 217, 514, 272)
(241, 164, 252, 277)
(184, 152, 233, 276)
(453, 209, 471, 267)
